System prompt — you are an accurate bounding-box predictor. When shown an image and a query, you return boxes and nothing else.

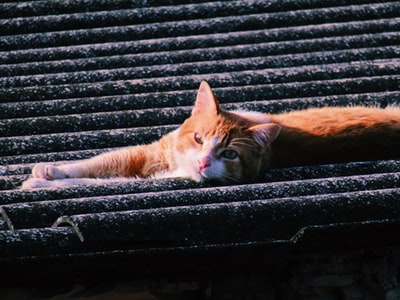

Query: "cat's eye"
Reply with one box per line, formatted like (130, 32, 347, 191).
(194, 132, 203, 144)
(221, 150, 238, 160)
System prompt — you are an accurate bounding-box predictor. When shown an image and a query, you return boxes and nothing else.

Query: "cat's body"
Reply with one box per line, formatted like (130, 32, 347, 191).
(268, 105, 400, 168)
(22, 81, 400, 189)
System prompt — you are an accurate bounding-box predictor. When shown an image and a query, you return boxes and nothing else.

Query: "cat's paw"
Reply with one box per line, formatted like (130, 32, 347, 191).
(32, 163, 67, 180)
(21, 178, 58, 189)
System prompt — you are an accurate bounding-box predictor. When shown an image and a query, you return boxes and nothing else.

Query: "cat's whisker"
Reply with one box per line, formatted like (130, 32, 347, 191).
(221, 174, 238, 183)
(145, 160, 169, 170)
(231, 137, 255, 143)
(230, 142, 255, 149)
(231, 137, 254, 141)
(230, 138, 256, 148)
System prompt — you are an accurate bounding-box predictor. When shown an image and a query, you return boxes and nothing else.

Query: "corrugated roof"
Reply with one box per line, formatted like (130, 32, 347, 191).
(0, 0, 399, 285)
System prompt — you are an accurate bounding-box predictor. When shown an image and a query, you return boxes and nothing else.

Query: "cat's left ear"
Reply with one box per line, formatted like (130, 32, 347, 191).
(192, 81, 220, 116)
(248, 123, 281, 149)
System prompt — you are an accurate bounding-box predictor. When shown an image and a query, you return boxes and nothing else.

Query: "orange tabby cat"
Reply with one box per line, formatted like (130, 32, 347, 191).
(22, 81, 400, 188)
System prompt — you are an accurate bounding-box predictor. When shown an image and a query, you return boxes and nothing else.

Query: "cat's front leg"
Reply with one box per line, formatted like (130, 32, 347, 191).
(22, 161, 92, 189)
(22, 131, 177, 189)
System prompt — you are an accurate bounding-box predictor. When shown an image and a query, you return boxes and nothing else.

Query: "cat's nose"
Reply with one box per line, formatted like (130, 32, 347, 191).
(198, 157, 211, 171)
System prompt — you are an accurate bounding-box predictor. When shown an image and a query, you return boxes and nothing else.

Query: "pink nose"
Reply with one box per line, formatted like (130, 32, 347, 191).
(198, 157, 211, 171)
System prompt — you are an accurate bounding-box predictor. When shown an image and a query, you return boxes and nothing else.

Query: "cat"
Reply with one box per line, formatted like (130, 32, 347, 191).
(22, 81, 400, 189)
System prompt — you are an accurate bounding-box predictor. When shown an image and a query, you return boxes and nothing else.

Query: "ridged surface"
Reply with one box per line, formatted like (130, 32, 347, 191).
(0, 0, 399, 281)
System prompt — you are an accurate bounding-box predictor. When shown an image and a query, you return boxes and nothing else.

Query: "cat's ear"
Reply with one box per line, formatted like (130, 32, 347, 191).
(192, 81, 220, 115)
(248, 123, 281, 149)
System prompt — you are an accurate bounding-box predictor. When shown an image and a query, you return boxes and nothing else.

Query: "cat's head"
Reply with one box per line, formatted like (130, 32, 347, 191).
(174, 81, 281, 183)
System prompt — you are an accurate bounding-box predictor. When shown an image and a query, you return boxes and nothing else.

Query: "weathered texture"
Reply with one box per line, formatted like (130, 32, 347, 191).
(0, 0, 400, 298)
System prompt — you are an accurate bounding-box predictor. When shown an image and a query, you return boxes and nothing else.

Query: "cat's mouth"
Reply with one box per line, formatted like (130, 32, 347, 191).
(196, 168, 237, 184)
(196, 169, 208, 182)
(190, 167, 212, 182)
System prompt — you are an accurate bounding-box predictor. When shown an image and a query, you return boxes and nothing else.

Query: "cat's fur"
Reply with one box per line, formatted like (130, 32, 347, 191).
(22, 81, 400, 189)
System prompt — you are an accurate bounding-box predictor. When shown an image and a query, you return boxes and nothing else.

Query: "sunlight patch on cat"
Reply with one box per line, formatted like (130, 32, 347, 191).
(22, 81, 400, 189)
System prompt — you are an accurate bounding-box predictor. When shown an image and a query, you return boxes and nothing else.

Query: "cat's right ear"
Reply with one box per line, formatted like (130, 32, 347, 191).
(192, 81, 220, 116)
(248, 123, 281, 150)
